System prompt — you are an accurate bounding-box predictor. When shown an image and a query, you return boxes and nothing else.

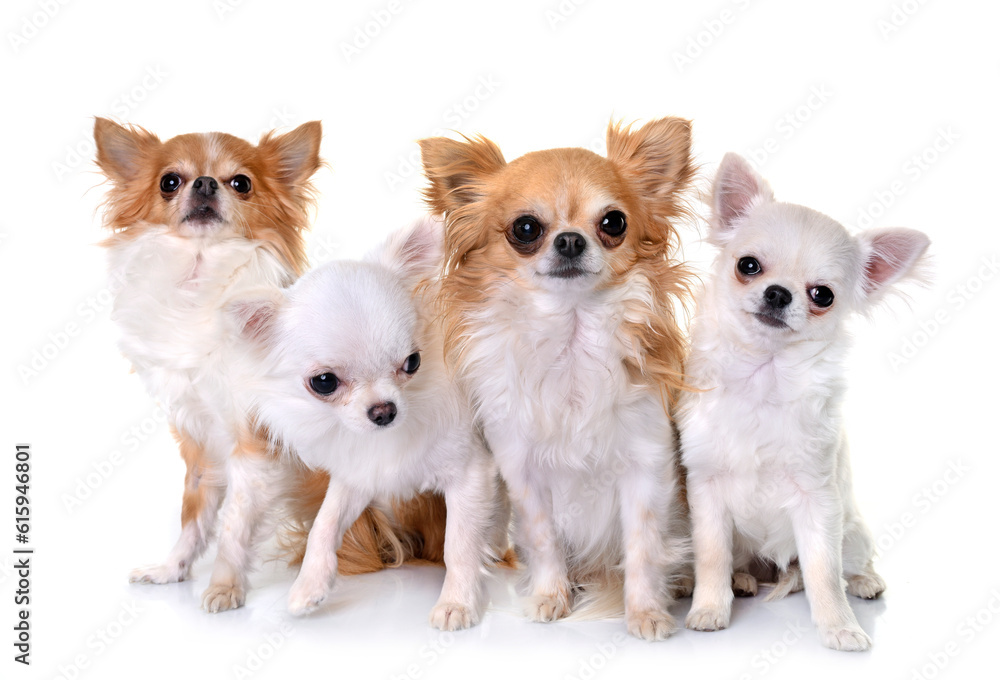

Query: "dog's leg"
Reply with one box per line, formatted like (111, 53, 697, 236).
(287, 478, 371, 616)
(429, 449, 495, 631)
(791, 492, 872, 651)
(620, 461, 679, 640)
(839, 441, 886, 600)
(130, 427, 223, 584)
(201, 436, 282, 613)
(685, 477, 735, 631)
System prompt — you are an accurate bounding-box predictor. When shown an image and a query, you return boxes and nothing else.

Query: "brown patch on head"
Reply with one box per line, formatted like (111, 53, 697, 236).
(420, 119, 696, 404)
(94, 118, 322, 275)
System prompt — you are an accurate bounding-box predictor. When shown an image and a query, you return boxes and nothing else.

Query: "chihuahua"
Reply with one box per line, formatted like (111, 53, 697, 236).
(679, 152, 929, 650)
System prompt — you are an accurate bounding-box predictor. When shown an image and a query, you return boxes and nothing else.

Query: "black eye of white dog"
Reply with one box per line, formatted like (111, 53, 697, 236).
(809, 285, 835, 307)
(309, 372, 339, 395)
(737, 256, 761, 276)
(402, 352, 421, 375)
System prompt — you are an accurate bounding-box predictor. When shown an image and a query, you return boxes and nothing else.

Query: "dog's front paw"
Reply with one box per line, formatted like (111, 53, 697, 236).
(733, 572, 758, 597)
(429, 602, 480, 631)
(528, 590, 572, 622)
(287, 576, 330, 616)
(129, 563, 188, 585)
(627, 609, 678, 641)
(847, 572, 886, 600)
(201, 583, 245, 613)
(685, 606, 731, 631)
(821, 624, 872, 651)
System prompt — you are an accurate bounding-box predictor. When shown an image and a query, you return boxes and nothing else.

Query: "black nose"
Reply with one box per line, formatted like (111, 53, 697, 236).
(554, 232, 586, 259)
(367, 402, 397, 427)
(193, 176, 218, 198)
(764, 285, 793, 310)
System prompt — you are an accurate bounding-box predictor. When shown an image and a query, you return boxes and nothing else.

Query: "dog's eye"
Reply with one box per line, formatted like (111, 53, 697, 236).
(402, 352, 420, 375)
(599, 210, 627, 237)
(160, 173, 182, 193)
(737, 257, 762, 276)
(809, 286, 834, 307)
(511, 216, 542, 243)
(309, 373, 339, 395)
(230, 175, 252, 194)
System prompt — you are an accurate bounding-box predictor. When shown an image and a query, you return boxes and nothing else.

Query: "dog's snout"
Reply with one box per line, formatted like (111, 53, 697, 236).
(763, 285, 793, 310)
(367, 401, 397, 427)
(554, 232, 586, 259)
(193, 176, 218, 198)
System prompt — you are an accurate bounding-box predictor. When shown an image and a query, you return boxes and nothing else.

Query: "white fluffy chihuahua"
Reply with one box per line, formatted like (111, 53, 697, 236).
(679, 152, 929, 651)
(231, 218, 506, 631)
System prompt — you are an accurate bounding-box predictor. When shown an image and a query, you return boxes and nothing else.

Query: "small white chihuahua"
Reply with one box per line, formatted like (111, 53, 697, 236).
(231, 218, 506, 631)
(679, 153, 929, 651)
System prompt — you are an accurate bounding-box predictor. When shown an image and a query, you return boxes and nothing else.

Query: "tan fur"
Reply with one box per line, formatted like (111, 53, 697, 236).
(175, 426, 213, 528)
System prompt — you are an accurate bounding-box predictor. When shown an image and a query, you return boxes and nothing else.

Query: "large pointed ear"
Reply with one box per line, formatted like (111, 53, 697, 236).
(258, 121, 322, 183)
(371, 216, 445, 286)
(857, 228, 930, 304)
(226, 289, 286, 347)
(418, 135, 506, 216)
(606, 117, 694, 206)
(94, 117, 160, 182)
(710, 152, 775, 242)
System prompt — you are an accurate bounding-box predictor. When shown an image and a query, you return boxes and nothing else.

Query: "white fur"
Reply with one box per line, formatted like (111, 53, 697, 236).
(679, 152, 930, 651)
(235, 218, 505, 631)
(110, 224, 297, 610)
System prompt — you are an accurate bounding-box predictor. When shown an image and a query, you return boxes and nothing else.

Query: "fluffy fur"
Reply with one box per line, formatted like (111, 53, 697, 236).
(232, 218, 508, 630)
(95, 119, 437, 611)
(420, 118, 694, 640)
(678, 152, 930, 651)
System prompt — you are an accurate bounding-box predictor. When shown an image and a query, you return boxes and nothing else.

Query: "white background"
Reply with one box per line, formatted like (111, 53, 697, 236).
(2, 0, 999, 678)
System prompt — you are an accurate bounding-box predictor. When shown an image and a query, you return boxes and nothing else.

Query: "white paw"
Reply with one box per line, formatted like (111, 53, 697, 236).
(685, 606, 731, 631)
(821, 624, 872, 651)
(287, 576, 330, 616)
(429, 602, 480, 631)
(733, 572, 758, 597)
(527, 590, 572, 622)
(627, 609, 678, 641)
(129, 563, 187, 584)
(201, 583, 246, 613)
(847, 572, 886, 600)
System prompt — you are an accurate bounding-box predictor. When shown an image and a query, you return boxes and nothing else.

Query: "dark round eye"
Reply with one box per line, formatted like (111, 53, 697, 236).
(309, 373, 339, 395)
(160, 173, 181, 193)
(809, 286, 835, 308)
(230, 175, 252, 194)
(402, 352, 420, 375)
(737, 256, 762, 276)
(511, 215, 542, 243)
(599, 210, 627, 237)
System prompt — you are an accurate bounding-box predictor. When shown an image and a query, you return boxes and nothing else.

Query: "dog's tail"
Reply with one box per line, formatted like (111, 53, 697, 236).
(763, 561, 805, 602)
(279, 467, 448, 574)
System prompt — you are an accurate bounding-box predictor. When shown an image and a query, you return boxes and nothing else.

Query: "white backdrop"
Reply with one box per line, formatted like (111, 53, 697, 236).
(2, 1, 998, 678)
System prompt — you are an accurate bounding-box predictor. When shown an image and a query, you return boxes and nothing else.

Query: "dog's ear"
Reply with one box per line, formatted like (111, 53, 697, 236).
(607, 117, 694, 205)
(857, 228, 931, 304)
(94, 117, 161, 183)
(419, 135, 506, 216)
(372, 217, 444, 287)
(258, 121, 323, 184)
(710, 152, 775, 242)
(227, 290, 285, 346)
